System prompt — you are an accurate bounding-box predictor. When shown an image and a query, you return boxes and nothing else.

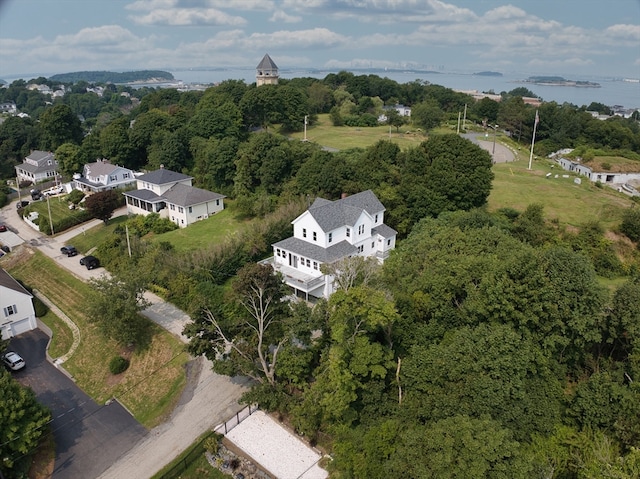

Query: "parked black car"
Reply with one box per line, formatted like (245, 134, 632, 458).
(80, 255, 100, 270)
(16, 200, 29, 209)
(60, 245, 78, 257)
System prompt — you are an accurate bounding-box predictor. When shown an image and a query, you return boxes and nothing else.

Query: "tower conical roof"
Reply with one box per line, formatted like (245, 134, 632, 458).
(257, 54, 278, 70)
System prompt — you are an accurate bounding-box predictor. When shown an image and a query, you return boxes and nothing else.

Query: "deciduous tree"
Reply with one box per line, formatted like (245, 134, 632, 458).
(84, 189, 121, 224)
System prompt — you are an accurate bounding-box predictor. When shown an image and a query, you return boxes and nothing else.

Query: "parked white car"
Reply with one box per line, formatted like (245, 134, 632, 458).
(2, 351, 25, 371)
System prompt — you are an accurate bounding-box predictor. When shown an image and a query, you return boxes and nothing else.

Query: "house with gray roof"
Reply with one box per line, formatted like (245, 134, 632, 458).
(123, 167, 225, 228)
(267, 190, 396, 300)
(73, 159, 137, 193)
(15, 150, 58, 184)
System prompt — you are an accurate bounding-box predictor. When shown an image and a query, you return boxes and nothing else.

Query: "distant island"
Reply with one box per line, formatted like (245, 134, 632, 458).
(49, 70, 175, 84)
(473, 71, 503, 77)
(522, 76, 600, 88)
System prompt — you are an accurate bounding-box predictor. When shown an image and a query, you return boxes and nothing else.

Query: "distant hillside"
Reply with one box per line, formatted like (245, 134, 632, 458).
(49, 70, 175, 83)
(474, 71, 503, 77)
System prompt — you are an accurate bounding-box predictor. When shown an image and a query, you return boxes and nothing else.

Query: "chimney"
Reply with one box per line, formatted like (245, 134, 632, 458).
(341, 192, 348, 199)
(160, 164, 164, 169)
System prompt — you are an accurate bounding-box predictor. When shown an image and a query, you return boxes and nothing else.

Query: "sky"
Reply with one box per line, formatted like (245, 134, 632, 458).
(0, 0, 639, 81)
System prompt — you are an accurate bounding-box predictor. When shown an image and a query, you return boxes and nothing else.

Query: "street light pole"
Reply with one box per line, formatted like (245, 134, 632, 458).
(491, 124, 499, 155)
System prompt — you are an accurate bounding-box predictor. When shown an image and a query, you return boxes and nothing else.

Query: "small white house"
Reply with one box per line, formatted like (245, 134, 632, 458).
(15, 150, 59, 184)
(0, 268, 37, 339)
(267, 190, 396, 300)
(123, 167, 225, 228)
(73, 159, 137, 193)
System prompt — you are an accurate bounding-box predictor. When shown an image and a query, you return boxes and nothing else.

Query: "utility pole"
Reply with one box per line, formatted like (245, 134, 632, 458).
(303, 115, 308, 141)
(456, 111, 461, 134)
(462, 103, 467, 131)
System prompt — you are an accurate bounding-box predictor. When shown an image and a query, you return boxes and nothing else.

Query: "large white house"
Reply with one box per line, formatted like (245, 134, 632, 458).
(268, 190, 396, 300)
(123, 167, 225, 228)
(73, 159, 137, 193)
(15, 150, 59, 184)
(0, 268, 37, 339)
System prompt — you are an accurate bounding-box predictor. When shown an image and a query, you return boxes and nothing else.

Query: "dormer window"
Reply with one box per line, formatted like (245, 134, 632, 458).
(303, 228, 307, 238)
(375, 214, 379, 223)
(346, 228, 350, 237)
(329, 232, 333, 243)
(313, 232, 317, 241)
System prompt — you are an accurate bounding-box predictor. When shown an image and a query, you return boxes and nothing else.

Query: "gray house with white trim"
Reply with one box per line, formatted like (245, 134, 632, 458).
(123, 167, 225, 228)
(266, 190, 396, 300)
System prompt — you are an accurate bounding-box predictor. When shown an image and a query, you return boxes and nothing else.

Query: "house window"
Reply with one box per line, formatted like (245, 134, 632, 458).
(188, 206, 192, 213)
(313, 261, 318, 270)
(346, 228, 350, 237)
(181, 219, 184, 224)
(170, 204, 175, 210)
(357, 245, 364, 253)
(3, 304, 17, 317)
(123, 173, 130, 179)
(371, 242, 374, 249)
(216, 199, 220, 206)
(375, 214, 378, 222)
(306, 259, 310, 267)
(358, 224, 365, 235)
(178, 207, 184, 213)
(110, 175, 117, 181)
(329, 232, 333, 243)
(313, 232, 317, 241)
(303, 228, 307, 238)
(387, 239, 391, 246)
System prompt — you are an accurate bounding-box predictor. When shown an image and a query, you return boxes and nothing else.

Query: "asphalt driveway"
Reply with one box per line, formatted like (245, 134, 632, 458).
(8, 330, 147, 479)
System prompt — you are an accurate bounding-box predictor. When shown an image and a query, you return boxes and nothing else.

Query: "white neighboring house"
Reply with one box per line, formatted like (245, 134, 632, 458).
(0, 268, 37, 340)
(378, 104, 412, 122)
(267, 190, 397, 300)
(73, 159, 137, 193)
(123, 167, 226, 228)
(15, 150, 59, 184)
(555, 157, 640, 186)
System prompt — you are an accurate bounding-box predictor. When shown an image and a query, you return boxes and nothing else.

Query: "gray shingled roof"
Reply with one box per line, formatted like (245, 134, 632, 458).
(26, 150, 53, 162)
(16, 162, 53, 174)
(257, 54, 278, 71)
(273, 237, 356, 263)
(124, 189, 164, 203)
(137, 169, 192, 186)
(0, 268, 32, 297)
(307, 190, 385, 232)
(84, 160, 117, 177)
(162, 183, 226, 207)
(372, 223, 397, 238)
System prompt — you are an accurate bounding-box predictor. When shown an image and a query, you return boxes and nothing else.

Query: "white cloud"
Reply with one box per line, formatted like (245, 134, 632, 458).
(130, 8, 246, 26)
(270, 10, 302, 23)
(604, 24, 640, 41)
(243, 28, 350, 49)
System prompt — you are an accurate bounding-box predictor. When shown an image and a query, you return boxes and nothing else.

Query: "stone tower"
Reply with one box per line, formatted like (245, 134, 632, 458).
(256, 54, 279, 86)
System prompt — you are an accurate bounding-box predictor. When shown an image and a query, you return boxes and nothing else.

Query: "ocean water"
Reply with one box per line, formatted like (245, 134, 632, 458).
(169, 68, 640, 110)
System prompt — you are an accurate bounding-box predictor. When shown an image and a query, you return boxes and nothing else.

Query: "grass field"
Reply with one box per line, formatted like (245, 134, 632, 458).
(6, 249, 189, 428)
(22, 196, 75, 225)
(69, 215, 128, 254)
(289, 113, 429, 150)
(488, 157, 634, 229)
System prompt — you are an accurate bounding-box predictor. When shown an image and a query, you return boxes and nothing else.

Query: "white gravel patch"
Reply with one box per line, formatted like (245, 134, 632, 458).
(225, 410, 328, 479)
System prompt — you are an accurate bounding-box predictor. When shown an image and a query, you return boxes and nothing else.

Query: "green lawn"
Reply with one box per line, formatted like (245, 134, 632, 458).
(69, 215, 128, 254)
(37, 308, 74, 359)
(289, 113, 427, 150)
(150, 203, 252, 253)
(7, 250, 189, 428)
(22, 196, 75, 225)
(488, 157, 634, 229)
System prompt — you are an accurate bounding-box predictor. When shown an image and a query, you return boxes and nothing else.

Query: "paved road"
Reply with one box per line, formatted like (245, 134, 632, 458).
(8, 330, 147, 479)
(1, 199, 249, 479)
(461, 132, 516, 164)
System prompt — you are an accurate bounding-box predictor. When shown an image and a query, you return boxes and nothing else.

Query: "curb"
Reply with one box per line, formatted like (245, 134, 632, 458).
(33, 289, 81, 366)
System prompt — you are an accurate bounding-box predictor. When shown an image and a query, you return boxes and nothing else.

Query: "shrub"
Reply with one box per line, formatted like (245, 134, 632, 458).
(65, 189, 85, 204)
(203, 434, 222, 455)
(109, 356, 130, 375)
(33, 296, 49, 317)
(621, 208, 640, 243)
(601, 162, 612, 171)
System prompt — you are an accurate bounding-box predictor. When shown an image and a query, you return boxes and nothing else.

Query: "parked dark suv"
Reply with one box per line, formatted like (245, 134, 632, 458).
(60, 245, 78, 257)
(16, 200, 29, 209)
(79, 255, 100, 270)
